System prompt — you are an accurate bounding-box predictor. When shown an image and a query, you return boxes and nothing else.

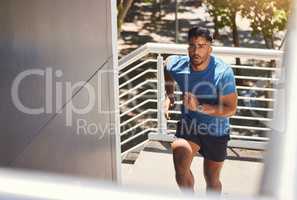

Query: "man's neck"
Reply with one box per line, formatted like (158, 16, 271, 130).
(191, 57, 211, 72)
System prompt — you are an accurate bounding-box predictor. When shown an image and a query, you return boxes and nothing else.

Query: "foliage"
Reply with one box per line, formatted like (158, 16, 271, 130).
(205, 0, 291, 49)
(241, 0, 291, 48)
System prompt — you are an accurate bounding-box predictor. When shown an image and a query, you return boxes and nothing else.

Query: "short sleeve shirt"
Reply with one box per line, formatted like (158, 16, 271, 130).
(166, 55, 237, 136)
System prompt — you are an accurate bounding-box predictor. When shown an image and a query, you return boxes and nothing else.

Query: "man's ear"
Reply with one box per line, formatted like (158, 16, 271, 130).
(209, 46, 213, 54)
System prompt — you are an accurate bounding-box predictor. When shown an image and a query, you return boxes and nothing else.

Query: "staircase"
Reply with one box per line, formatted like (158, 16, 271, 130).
(121, 141, 264, 196)
(119, 43, 283, 157)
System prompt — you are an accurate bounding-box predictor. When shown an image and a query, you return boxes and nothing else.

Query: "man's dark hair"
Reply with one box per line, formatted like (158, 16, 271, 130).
(188, 27, 213, 42)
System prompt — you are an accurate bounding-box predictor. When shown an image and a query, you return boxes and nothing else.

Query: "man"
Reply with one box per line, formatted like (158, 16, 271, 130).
(164, 27, 237, 193)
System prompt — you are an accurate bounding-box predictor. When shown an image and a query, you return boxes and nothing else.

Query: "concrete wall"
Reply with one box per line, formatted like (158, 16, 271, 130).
(0, 0, 121, 181)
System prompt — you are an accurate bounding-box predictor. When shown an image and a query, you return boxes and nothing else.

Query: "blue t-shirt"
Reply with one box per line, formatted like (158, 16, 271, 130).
(166, 55, 237, 136)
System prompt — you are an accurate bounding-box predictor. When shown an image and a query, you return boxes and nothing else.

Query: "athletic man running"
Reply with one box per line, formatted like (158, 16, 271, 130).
(164, 27, 237, 193)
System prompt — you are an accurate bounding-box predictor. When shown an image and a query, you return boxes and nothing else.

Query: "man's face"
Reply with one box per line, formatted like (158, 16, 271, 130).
(188, 36, 212, 66)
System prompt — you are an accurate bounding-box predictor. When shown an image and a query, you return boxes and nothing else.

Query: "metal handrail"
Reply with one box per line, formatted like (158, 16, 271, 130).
(119, 42, 284, 155)
(120, 99, 157, 117)
(120, 109, 155, 127)
(234, 75, 278, 81)
(119, 59, 156, 78)
(119, 69, 157, 88)
(119, 80, 157, 98)
(230, 65, 280, 71)
(120, 118, 157, 137)
(119, 43, 283, 69)
(121, 129, 155, 146)
(120, 89, 157, 107)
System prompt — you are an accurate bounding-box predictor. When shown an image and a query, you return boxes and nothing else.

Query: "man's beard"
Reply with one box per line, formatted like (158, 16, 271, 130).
(190, 56, 204, 66)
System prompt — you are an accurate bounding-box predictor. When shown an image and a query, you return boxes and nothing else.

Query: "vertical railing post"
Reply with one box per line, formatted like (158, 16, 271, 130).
(157, 54, 167, 135)
(175, 0, 179, 43)
(270, 58, 282, 123)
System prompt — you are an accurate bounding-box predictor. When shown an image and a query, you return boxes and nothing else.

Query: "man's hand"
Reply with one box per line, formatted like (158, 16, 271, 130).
(183, 92, 199, 111)
(164, 95, 175, 119)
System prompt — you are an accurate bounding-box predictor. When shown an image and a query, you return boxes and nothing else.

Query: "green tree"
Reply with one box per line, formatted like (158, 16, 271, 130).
(205, 0, 221, 39)
(241, 0, 291, 49)
(240, 0, 291, 110)
(205, 0, 243, 64)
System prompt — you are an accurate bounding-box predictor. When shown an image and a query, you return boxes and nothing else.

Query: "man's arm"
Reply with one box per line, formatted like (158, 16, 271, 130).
(164, 57, 175, 98)
(165, 69, 175, 98)
(202, 93, 237, 117)
(183, 92, 237, 117)
(164, 57, 176, 119)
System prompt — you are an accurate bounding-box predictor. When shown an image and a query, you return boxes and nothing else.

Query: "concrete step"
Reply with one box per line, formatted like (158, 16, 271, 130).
(122, 141, 264, 197)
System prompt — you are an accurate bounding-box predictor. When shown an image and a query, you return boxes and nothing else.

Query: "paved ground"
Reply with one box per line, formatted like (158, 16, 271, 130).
(121, 141, 264, 198)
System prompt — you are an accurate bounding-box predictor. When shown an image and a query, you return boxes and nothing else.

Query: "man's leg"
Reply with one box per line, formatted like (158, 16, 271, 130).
(171, 138, 199, 191)
(203, 159, 224, 193)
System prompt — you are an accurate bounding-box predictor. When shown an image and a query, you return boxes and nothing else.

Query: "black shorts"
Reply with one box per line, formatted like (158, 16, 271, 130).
(174, 120, 230, 162)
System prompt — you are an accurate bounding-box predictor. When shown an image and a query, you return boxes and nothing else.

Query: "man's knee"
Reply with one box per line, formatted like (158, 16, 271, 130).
(203, 159, 223, 187)
(171, 139, 198, 157)
(171, 141, 193, 176)
(172, 140, 193, 160)
(172, 150, 193, 176)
